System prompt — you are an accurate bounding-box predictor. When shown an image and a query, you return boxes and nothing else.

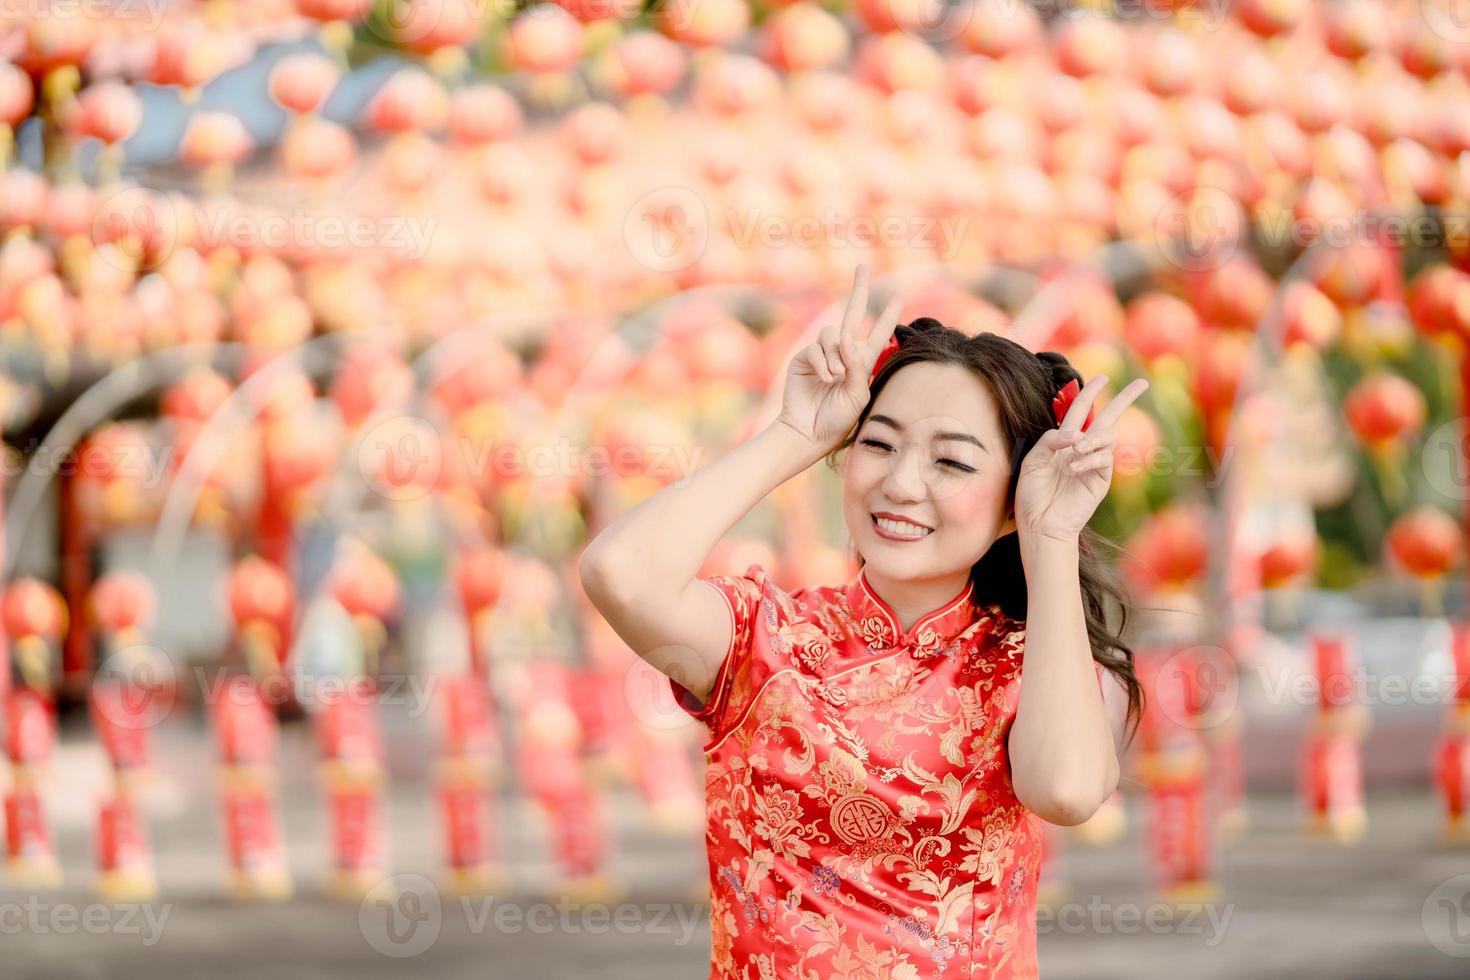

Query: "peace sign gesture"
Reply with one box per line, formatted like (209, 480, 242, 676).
(776, 263, 905, 453)
(1014, 374, 1150, 545)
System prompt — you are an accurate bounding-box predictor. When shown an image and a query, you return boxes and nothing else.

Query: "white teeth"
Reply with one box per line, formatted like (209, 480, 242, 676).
(875, 516, 932, 537)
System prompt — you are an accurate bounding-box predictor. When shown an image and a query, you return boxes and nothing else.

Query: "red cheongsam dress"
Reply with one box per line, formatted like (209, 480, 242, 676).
(672, 562, 1065, 979)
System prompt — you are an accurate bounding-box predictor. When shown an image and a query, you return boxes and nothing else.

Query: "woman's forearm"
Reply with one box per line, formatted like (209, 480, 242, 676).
(581, 420, 823, 596)
(1007, 533, 1119, 825)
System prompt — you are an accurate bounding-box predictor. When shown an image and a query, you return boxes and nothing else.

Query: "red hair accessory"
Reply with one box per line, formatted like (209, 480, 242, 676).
(870, 333, 901, 382)
(1052, 378, 1095, 431)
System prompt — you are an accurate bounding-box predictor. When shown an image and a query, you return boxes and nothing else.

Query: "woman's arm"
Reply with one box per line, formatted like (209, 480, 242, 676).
(579, 265, 905, 704)
(578, 420, 824, 702)
(1006, 534, 1120, 826)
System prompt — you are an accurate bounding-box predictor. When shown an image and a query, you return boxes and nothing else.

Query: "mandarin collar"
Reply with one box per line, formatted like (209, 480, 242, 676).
(842, 567, 978, 654)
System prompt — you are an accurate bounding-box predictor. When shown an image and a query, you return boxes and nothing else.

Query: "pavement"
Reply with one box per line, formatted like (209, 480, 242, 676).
(1, 706, 1467, 980)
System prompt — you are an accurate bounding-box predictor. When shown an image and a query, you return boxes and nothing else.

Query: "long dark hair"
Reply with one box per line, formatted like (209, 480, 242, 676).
(824, 316, 1144, 748)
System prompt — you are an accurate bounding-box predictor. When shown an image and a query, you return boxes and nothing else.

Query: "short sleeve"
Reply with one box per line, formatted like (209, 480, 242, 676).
(670, 562, 769, 739)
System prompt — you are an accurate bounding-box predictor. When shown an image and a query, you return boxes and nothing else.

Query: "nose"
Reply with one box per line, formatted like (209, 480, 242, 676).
(880, 444, 930, 503)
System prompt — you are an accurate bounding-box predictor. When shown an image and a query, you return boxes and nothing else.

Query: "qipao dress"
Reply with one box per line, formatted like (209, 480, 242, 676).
(672, 562, 1073, 980)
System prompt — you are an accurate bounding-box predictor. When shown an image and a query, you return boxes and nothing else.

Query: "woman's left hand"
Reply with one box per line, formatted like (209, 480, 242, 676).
(1014, 375, 1150, 544)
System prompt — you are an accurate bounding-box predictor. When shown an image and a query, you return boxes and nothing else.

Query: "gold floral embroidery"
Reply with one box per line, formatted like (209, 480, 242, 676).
(682, 565, 1043, 980)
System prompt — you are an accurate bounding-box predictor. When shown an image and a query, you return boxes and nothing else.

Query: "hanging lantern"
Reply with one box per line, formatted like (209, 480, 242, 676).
(448, 84, 522, 145)
(364, 68, 450, 134)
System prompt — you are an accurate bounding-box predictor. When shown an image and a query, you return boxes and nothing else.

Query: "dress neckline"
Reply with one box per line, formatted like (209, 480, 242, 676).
(842, 567, 978, 651)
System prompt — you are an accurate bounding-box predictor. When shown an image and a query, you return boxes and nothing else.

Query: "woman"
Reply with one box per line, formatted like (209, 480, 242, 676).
(579, 264, 1148, 978)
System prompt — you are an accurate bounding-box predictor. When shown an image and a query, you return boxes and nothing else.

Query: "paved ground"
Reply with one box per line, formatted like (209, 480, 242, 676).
(2, 707, 1468, 980)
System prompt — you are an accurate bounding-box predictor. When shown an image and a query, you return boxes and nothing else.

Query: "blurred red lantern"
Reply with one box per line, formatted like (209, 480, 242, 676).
(1281, 281, 1342, 351)
(88, 572, 155, 634)
(382, 132, 444, 195)
(562, 102, 627, 166)
(1124, 292, 1200, 364)
(1202, 257, 1273, 330)
(269, 52, 341, 115)
(0, 63, 34, 127)
(1040, 268, 1123, 349)
(1321, 0, 1384, 62)
(1220, 49, 1280, 115)
(855, 0, 942, 34)
(1408, 265, 1470, 343)
(449, 84, 523, 144)
(456, 547, 508, 614)
(332, 345, 413, 428)
(181, 111, 253, 168)
(853, 32, 945, 94)
(1343, 373, 1426, 448)
(1126, 505, 1211, 591)
(1315, 241, 1389, 309)
(3, 580, 67, 641)
(75, 83, 141, 146)
(507, 5, 588, 72)
(41, 181, 94, 241)
(296, 0, 372, 21)
(1291, 70, 1352, 134)
(693, 53, 781, 115)
(331, 549, 401, 622)
(390, 0, 481, 56)
(1192, 329, 1251, 419)
(1400, 22, 1454, 80)
(252, 368, 316, 423)
(761, 3, 849, 73)
(658, 0, 749, 48)
(1387, 507, 1462, 580)
(1035, 74, 1085, 134)
(163, 370, 233, 425)
(1053, 17, 1125, 77)
(1259, 530, 1318, 589)
(1, 169, 48, 234)
(19, 15, 97, 75)
(552, 0, 637, 21)
(1140, 28, 1199, 98)
(1112, 85, 1164, 147)
(602, 32, 686, 97)
(365, 68, 449, 134)
(151, 25, 242, 93)
(470, 143, 532, 205)
(77, 423, 158, 526)
(959, 0, 1040, 58)
(279, 117, 356, 180)
(1235, 0, 1306, 38)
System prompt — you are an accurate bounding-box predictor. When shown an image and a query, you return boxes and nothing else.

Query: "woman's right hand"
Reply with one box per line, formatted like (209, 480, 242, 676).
(775, 263, 904, 453)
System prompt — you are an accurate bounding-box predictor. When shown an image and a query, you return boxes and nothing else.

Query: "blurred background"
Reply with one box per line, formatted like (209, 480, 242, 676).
(2, 0, 1470, 977)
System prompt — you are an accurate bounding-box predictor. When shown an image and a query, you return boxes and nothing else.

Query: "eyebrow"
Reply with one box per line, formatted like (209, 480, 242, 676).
(866, 414, 988, 452)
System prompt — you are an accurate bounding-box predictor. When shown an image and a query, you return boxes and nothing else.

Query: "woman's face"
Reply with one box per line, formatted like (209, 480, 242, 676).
(842, 361, 1018, 584)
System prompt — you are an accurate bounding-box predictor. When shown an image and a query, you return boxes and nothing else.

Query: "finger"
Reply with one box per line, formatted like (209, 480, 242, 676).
(817, 324, 844, 377)
(841, 263, 870, 339)
(1059, 374, 1111, 434)
(1071, 433, 1116, 455)
(864, 292, 904, 359)
(1068, 450, 1113, 474)
(804, 344, 833, 384)
(840, 334, 867, 397)
(1089, 378, 1150, 432)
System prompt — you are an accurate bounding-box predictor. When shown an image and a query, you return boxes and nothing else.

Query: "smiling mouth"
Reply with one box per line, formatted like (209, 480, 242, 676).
(871, 514, 934, 540)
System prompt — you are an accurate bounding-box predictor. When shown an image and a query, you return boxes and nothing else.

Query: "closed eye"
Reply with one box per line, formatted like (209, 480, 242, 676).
(859, 439, 975, 473)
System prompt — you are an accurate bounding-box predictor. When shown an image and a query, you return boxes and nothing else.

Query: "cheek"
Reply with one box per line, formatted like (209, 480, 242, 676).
(936, 472, 1010, 524)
